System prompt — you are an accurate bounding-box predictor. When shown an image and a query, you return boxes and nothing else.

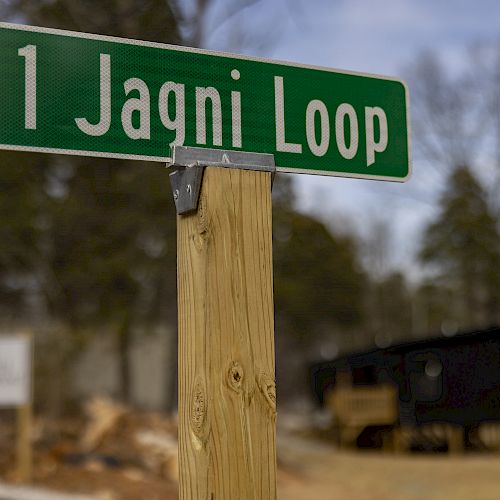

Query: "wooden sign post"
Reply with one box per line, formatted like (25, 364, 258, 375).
(16, 402, 33, 482)
(173, 148, 277, 500)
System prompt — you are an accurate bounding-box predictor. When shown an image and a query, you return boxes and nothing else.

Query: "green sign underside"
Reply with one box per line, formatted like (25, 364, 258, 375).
(0, 23, 410, 180)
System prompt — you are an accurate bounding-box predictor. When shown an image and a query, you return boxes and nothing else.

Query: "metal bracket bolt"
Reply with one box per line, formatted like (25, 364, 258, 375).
(167, 146, 276, 215)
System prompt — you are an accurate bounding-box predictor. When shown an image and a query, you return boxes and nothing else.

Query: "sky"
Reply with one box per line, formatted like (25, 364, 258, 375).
(204, 0, 500, 278)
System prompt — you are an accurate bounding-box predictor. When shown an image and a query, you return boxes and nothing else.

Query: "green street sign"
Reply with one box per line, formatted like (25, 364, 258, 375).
(0, 22, 411, 181)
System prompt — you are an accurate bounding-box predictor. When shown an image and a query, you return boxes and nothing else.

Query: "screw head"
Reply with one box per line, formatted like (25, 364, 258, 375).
(186, 184, 192, 195)
(173, 189, 179, 200)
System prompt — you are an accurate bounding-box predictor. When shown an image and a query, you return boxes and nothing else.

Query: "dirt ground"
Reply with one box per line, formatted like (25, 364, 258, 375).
(3, 406, 500, 500)
(16, 435, 500, 500)
(278, 434, 500, 500)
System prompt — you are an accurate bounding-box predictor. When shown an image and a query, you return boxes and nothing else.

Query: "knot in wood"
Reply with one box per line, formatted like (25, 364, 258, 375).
(258, 372, 276, 413)
(191, 378, 207, 437)
(227, 361, 244, 392)
(197, 195, 209, 235)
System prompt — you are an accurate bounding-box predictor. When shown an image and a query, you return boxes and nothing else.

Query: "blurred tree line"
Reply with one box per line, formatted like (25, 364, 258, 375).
(0, 1, 499, 410)
(407, 50, 500, 335)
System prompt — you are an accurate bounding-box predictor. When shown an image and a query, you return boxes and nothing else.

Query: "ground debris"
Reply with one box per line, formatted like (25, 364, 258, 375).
(80, 398, 127, 452)
(1, 398, 179, 499)
(134, 429, 178, 481)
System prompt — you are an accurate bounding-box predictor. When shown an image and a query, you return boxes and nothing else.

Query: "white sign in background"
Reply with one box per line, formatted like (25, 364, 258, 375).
(0, 336, 31, 407)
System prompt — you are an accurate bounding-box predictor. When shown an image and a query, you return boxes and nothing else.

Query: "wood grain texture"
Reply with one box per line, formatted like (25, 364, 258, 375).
(177, 166, 276, 500)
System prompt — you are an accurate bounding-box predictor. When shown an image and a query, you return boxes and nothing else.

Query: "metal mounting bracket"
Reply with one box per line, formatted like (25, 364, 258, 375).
(167, 146, 276, 215)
